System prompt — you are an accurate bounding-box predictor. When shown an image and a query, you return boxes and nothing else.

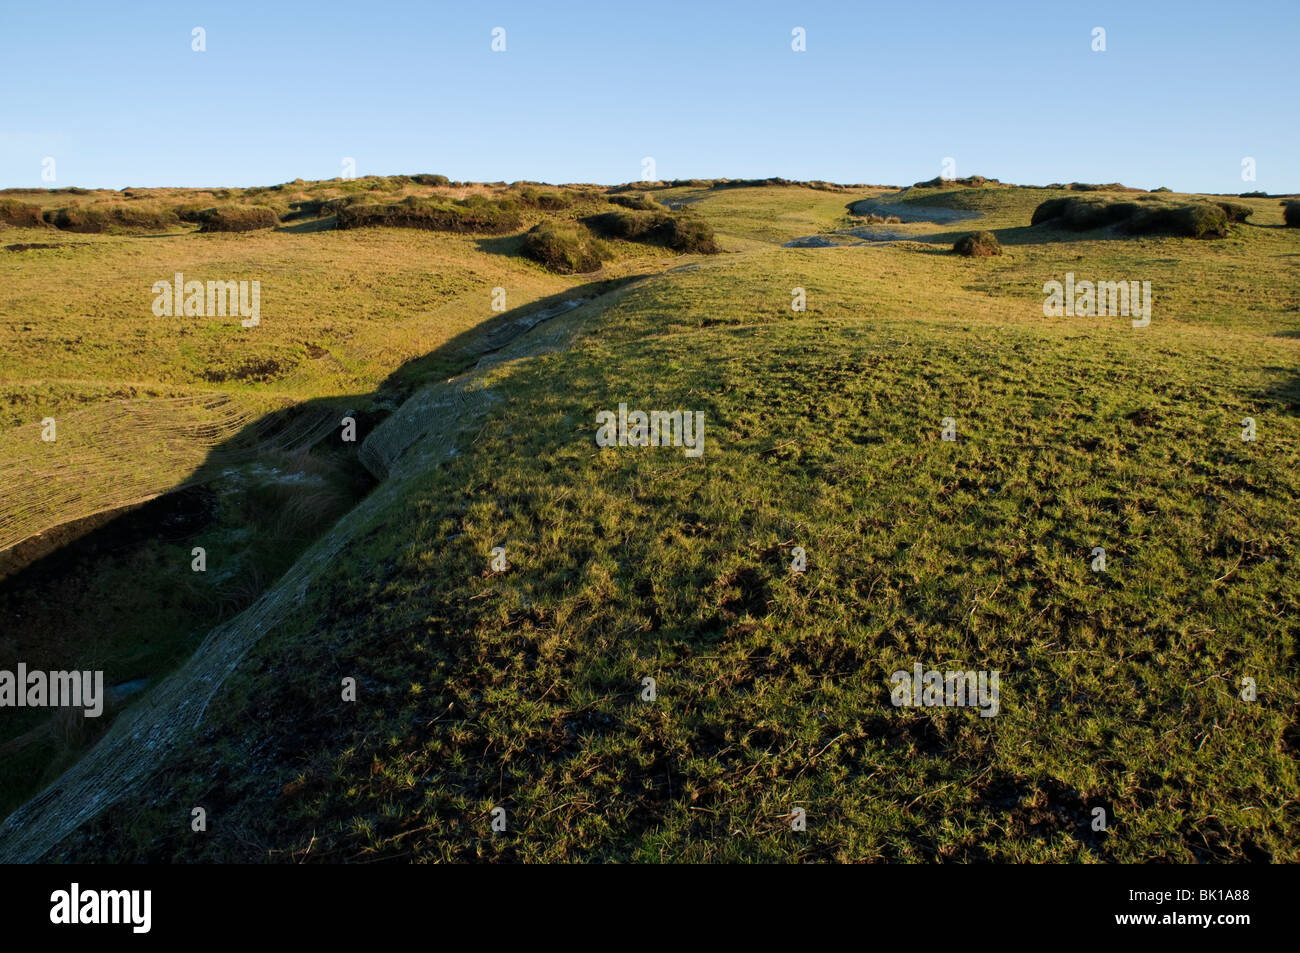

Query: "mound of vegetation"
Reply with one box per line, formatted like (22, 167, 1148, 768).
(520, 220, 611, 273)
(1283, 200, 1300, 227)
(1060, 182, 1144, 193)
(196, 206, 280, 233)
(410, 174, 451, 187)
(336, 195, 523, 233)
(608, 193, 662, 211)
(0, 200, 47, 228)
(609, 177, 862, 194)
(585, 208, 719, 253)
(1031, 196, 1230, 238)
(510, 187, 573, 210)
(43, 203, 179, 233)
(953, 230, 1002, 256)
(1212, 200, 1253, 223)
(913, 175, 1004, 189)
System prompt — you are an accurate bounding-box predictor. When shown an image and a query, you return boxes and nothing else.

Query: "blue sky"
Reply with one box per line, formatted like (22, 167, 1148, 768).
(2, 0, 1296, 191)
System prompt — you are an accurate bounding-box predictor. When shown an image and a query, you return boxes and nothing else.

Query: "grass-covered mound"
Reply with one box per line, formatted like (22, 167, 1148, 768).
(520, 220, 612, 273)
(196, 206, 280, 233)
(913, 175, 1004, 189)
(0, 200, 47, 228)
(953, 230, 1002, 256)
(337, 195, 523, 233)
(1213, 201, 1254, 223)
(42, 202, 180, 233)
(510, 187, 574, 210)
(608, 193, 662, 211)
(1031, 196, 1231, 238)
(1043, 182, 1146, 193)
(585, 208, 720, 254)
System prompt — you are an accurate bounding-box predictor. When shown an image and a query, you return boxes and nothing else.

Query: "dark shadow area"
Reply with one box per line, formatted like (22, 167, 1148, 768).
(1259, 366, 1300, 415)
(472, 233, 526, 257)
(846, 196, 980, 225)
(274, 216, 338, 234)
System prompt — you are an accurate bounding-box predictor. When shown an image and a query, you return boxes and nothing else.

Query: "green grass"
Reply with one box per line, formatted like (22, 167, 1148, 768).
(15, 178, 1294, 863)
(4, 179, 1299, 862)
(0, 178, 693, 817)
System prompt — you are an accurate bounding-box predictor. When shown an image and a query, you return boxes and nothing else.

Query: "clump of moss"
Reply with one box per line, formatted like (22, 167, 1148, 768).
(521, 221, 612, 274)
(953, 230, 1002, 256)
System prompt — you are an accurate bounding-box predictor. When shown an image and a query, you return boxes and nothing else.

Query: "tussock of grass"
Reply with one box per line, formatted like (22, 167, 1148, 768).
(520, 220, 612, 273)
(1213, 201, 1254, 223)
(953, 230, 1002, 256)
(607, 193, 662, 211)
(585, 209, 720, 254)
(196, 206, 280, 233)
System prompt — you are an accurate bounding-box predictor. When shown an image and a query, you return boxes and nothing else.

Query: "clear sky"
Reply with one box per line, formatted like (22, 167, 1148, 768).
(2, 0, 1297, 192)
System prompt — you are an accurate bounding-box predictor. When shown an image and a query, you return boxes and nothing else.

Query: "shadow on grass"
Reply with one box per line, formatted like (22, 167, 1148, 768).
(1258, 366, 1300, 414)
(275, 216, 339, 234)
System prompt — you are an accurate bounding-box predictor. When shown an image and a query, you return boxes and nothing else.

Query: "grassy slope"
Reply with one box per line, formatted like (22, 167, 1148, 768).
(1, 218, 573, 427)
(14, 182, 1300, 862)
(0, 181, 676, 816)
